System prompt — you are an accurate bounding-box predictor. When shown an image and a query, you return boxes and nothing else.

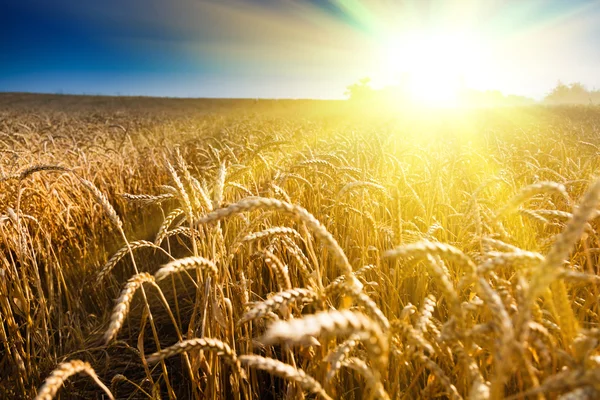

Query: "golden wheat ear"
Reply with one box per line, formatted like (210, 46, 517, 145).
(528, 178, 600, 299)
(237, 287, 318, 325)
(261, 309, 389, 371)
(239, 355, 333, 400)
(79, 178, 123, 230)
(104, 272, 156, 344)
(35, 360, 114, 400)
(197, 197, 355, 281)
(154, 256, 218, 281)
(146, 337, 246, 379)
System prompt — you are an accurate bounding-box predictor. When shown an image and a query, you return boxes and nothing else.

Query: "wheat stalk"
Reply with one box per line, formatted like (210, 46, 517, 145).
(416, 352, 463, 400)
(340, 357, 391, 400)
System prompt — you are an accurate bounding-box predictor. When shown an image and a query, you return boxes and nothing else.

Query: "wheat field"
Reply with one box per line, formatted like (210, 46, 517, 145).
(1, 94, 600, 399)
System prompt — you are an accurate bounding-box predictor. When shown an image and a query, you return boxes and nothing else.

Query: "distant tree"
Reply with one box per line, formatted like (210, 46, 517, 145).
(545, 81, 569, 103)
(345, 77, 376, 101)
(545, 81, 593, 104)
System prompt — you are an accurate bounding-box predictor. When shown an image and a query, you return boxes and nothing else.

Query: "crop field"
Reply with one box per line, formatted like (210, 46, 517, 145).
(2, 93, 600, 399)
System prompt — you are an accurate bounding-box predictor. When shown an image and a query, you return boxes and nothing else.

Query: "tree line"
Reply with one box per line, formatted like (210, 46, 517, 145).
(345, 78, 600, 106)
(544, 82, 600, 105)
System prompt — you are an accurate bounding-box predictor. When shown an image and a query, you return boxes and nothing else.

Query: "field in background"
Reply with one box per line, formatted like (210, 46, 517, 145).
(1, 94, 600, 399)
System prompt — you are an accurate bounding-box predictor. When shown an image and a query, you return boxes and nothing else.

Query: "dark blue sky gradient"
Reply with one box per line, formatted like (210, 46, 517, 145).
(1, 1, 210, 95)
(1, 0, 599, 98)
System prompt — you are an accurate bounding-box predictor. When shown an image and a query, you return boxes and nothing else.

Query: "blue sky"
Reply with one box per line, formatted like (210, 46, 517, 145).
(1, 0, 600, 99)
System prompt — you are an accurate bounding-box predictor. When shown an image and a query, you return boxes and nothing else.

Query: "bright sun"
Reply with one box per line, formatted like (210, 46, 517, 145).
(373, 31, 481, 107)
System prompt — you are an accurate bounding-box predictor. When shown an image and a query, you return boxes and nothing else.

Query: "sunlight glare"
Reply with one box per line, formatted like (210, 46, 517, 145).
(374, 31, 482, 107)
